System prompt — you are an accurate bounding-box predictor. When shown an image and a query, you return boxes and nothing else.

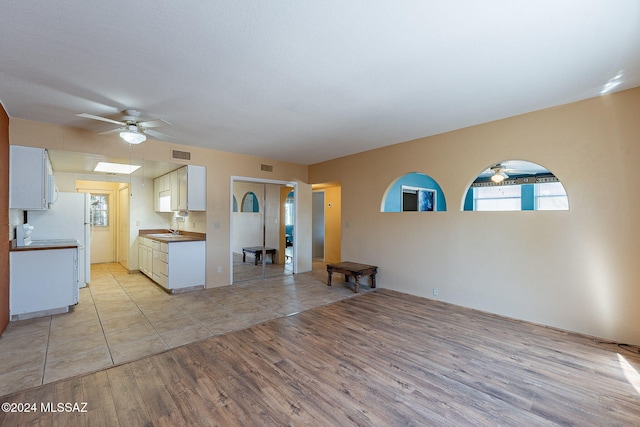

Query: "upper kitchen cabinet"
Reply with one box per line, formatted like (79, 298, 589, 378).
(177, 165, 206, 211)
(9, 145, 56, 210)
(154, 171, 174, 212)
(154, 165, 206, 212)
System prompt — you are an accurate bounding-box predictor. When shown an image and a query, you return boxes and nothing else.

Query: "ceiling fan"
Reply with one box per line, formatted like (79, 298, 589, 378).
(488, 163, 538, 183)
(76, 109, 172, 144)
(489, 164, 510, 183)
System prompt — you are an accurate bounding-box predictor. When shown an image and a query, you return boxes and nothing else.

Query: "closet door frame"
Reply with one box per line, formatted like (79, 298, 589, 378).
(230, 176, 298, 285)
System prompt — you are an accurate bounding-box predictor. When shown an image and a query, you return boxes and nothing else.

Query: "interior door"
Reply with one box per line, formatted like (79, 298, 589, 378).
(312, 191, 325, 259)
(232, 181, 292, 282)
(117, 185, 130, 269)
(262, 183, 287, 279)
(233, 181, 265, 282)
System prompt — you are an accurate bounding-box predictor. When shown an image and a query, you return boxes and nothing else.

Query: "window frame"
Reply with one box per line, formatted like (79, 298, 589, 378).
(90, 193, 109, 227)
(401, 185, 437, 212)
(473, 185, 522, 211)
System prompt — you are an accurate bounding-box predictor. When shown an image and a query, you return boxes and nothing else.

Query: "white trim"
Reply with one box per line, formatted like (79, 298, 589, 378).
(230, 176, 298, 285)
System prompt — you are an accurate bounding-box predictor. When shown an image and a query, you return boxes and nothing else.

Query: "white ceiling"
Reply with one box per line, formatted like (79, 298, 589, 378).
(1, 1, 639, 165)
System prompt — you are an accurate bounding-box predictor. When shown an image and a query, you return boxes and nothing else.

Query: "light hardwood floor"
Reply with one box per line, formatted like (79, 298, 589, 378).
(0, 260, 369, 397)
(1, 285, 638, 425)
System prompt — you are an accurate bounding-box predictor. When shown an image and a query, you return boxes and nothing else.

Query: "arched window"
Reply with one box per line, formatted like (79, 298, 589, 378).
(381, 173, 447, 212)
(233, 195, 238, 212)
(241, 191, 259, 212)
(462, 160, 569, 211)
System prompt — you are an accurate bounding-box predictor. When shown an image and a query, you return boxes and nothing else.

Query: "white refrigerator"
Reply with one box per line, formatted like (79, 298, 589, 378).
(28, 192, 91, 287)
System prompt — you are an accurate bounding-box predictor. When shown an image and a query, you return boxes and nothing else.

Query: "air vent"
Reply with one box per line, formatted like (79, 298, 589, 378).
(261, 164, 274, 172)
(171, 149, 191, 161)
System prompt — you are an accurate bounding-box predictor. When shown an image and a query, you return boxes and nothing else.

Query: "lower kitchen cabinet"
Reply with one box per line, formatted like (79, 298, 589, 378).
(139, 237, 205, 292)
(138, 237, 153, 276)
(10, 247, 79, 320)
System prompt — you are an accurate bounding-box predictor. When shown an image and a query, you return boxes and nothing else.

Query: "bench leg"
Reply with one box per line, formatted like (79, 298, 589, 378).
(242, 251, 246, 262)
(327, 271, 332, 286)
(371, 274, 376, 288)
(354, 275, 360, 293)
(254, 252, 260, 265)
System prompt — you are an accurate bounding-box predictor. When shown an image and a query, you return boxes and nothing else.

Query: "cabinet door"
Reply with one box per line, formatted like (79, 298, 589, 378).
(146, 245, 153, 276)
(138, 242, 145, 273)
(9, 145, 47, 210)
(155, 174, 174, 212)
(153, 177, 160, 212)
(177, 167, 188, 211)
(186, 165, 206, 211)
(169, 170, 179, 211)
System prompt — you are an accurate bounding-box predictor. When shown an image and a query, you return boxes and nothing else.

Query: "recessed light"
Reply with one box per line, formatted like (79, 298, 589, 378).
(94, 161, 141, 174)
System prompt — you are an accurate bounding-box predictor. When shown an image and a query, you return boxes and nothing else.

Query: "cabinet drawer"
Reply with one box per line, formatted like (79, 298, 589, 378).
(151, 240, 161, 251)
(152, 272, 167, 288)
(155, 250, 167, 263)
(153, 258, 167, 275)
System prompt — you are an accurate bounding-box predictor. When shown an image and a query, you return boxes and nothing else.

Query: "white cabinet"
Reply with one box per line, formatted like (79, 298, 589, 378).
(138, 237, 153, 276)
(10, 247, 79, 320)
(146, 240, 205, 292)
(154, 173, 173, 212)
(153, 165, 206, 212)
(178, 165, 206, 211)
(169, 170, 179, 211)
(9, 145, 55, 210)
(152, 240, 168, 287)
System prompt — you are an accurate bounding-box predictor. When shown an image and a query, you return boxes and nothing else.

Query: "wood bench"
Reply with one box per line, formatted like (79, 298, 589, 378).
(242, 247, 277, 265)
(326, 261, 378, 293)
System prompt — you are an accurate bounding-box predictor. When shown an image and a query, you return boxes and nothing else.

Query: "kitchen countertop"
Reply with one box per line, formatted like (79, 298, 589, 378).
(139, 229, 206, 243)
(10, 239, 79, 252)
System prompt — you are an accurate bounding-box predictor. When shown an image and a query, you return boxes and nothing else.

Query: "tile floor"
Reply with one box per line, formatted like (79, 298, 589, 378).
(0, 260, 373, 397)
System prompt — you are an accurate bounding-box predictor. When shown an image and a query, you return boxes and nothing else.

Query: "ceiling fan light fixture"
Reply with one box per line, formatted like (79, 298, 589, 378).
(119, 130, 146, 144)
(491, 172, 507, 183)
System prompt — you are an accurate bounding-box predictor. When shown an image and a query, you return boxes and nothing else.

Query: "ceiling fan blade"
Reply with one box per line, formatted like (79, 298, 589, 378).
(76, 113, 124, 126)
(138, 119, 171, 128)
(98, 128, 125, 135)
(144, 129, 175, 140)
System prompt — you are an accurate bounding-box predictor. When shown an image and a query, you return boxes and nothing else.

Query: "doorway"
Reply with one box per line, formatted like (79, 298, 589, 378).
(117, 185, 130, 269)
(312, 191, 325, 260)
(231, 177, 297, 283)
(311, 183, 341, 264)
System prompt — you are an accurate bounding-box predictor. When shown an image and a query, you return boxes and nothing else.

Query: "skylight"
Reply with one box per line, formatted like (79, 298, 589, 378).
(93, 161, 141, 175)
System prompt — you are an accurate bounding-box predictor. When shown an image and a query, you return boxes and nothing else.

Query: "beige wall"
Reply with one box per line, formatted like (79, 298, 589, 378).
(9, 119, 310, 287)
(309, 87, 640, 345)
(323, 186, 341, 263)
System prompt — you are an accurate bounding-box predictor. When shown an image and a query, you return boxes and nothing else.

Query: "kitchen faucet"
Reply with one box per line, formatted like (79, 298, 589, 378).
(168, 217, 180, 235)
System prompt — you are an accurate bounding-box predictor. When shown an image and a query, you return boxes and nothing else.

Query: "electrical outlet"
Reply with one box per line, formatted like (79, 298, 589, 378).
(217, 266, 222, 273)
(433, 288, 438, 296)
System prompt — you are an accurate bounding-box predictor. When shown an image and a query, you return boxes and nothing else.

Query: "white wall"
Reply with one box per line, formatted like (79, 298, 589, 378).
(232, 181, 291, 253)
